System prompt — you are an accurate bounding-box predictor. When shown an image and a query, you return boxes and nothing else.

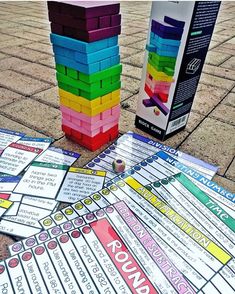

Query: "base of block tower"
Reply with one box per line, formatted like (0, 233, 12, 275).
(62, 124, 119, 151)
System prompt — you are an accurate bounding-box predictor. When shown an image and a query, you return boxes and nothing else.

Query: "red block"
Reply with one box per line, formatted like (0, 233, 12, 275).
(62, 124, 119, 151)
(158, 93, 168, 103)
(144, 83, 154, 98)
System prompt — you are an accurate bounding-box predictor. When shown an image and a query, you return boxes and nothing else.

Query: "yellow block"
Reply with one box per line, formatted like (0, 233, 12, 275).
(69, 167, 106, 177)
(0, 199, 12, 209)
(124, 176, 231, 265)
(147, 63, 174, 82)
(59, 89, 120, 117)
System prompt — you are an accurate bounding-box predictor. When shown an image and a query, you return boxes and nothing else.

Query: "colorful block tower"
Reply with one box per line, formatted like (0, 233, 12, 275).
(143, 16, 185, 116)
(47, 1, 122, 151)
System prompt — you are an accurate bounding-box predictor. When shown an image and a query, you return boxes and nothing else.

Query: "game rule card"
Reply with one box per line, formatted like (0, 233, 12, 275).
(0, 197, 13, 218)
(18, 136, 53, 152)
(0, 143, 42, 176)
(0, 128, 24, 152)
(0, 176, 21, 192)
(14, 162, 69, 199)
(86, 132, 218, 182)
(35, 146, 80, 166)
(57, 167, 106, 203)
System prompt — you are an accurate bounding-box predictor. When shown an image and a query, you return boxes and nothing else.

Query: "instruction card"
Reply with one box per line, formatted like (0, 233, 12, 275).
(0, 143, 42, 176)
(0, 128, 24, 152)
(18, 137, 53, 152)
(14, 162, 69, 199)
(0, 196, 13, 218)
(3, 202, 194, 294)
(0, 176, 21, 192)
(8, 195, 235, 294)
(35, 146, 80, 166)
(0, 195, 58, 238)
(57, 167, 106, 203)
(86, 131, 218, 181)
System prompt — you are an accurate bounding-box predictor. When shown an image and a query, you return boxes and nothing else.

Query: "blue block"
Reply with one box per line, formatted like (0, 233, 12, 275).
(150, 32, 181, 46)
(54, 54, 120, 74)
(76, 46, 119, 64)
(53, 44, 119, 65)
(150, 38, 179, 52)
(164, 16, 185, 29)
(146, 44, 178, 57)
(50, 33, 118, 54)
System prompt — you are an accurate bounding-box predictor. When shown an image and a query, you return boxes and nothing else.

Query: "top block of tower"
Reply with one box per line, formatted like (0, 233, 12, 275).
(48, 1, 120, 19)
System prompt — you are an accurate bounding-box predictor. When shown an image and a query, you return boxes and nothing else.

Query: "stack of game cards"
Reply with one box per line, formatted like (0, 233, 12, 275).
(143, 16, 185, 116)
(48, 1, 122, 150)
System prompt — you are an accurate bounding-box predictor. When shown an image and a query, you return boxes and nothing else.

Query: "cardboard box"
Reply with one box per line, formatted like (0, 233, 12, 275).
(135, 1, 221, 140)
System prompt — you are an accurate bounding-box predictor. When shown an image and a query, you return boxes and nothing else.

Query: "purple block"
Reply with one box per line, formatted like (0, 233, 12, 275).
(151, 95, 169, 116)
(151, 26, 183, 41)
(152, 19, 183, 35)
(99, 15, 111, 28)
(51, 22, 63, 34)
(164, 16, 185, 29)
(48, 10, 99, 31)
(143, 99, 155, 107)
(48, 1, 120, 20)
(111, 14, 121, 26)
(51, 23, 121, 42)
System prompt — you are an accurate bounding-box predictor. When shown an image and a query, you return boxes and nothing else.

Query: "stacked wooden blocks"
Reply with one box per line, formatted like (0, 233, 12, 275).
(143, 16, 185, 116)
(48, 1, 122, 150)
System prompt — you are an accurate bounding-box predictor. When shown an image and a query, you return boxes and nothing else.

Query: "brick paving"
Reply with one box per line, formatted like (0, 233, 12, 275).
(0, 1, 234, 260)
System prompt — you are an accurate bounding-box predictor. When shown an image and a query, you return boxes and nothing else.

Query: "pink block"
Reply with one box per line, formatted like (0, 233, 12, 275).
(60, 105, 120, 124)
(62, 117, 119, 137)
(101, 119, 119, 133)
(61, 105, 120, 133)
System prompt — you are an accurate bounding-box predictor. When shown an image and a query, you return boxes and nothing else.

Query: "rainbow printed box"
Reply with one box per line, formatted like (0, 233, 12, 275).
(48, 1, 122, 150)
(136, 1, 220, 140)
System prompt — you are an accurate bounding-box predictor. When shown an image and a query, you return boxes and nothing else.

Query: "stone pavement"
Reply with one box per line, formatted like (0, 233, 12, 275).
(0, 1, 234, 259)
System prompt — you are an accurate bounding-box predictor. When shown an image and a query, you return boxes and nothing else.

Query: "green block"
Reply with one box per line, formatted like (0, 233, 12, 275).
(112, 74, 121, 83)
(67, 67, 79, 79)
(59, 80, 121, 100)
(57, 72, 101, 92)
(102, 77, 112, 88)
(56, 64, 66, 74)
(149, 52, 176, 64)
(164, 67, 174, 76)
(56, 63, 122, 84)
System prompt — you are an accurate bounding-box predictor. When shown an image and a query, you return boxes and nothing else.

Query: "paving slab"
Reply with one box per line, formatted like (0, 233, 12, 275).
(192, 84, 227, 115)
(122, 51, 145, 68)
(121, 94, 137, 113)
(122, 63, 142, 80)
(203, 64, 235, 80)
(209, 104, 235, 125)
(222, 92, 235, 107)
(0, 87, 23, 107)
(120, 89, 133, 101)
(213, 175, 235, 193)
(14, 62, 56, 85)
(121, 75, 140, 93)
(200, 72, 235, 90)
(119, 35, 143, 46)
(0, 114, 49, 137)
(120, 45, 141, 58)
(225, 159, 235, 181)
(126, 39, 147, 50)
(0, 99, 63, 139)
(220, 56, 235, 69)
(185, 111, 205, 133)
(0, 37, 32, 49)
(0, 70, 50, 96)
(205, 50, 231, 66)
(0, 46, 51, 62)
(0, 56, 32, 71)
(32, 86, 59, 108)
(180, 117, 235, 175)
(22, 41, 53, 55)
